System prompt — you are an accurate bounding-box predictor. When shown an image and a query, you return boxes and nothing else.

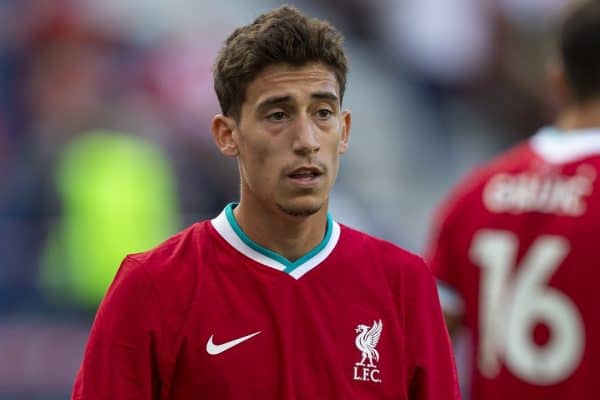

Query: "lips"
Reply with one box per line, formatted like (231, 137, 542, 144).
(287, 166, 323, 178)
(286, 165, 324, 187)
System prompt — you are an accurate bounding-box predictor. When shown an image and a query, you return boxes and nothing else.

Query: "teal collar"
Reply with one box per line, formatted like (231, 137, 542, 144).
(211, 203, 341, 279)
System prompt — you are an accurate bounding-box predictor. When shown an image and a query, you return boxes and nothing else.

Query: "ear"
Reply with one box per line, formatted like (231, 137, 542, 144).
(338, 110, 351, 154)
(211, 114, 239, 157)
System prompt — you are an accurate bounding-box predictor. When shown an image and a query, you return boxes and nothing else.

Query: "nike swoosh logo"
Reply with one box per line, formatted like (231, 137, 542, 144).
(206, 331, 262, 355)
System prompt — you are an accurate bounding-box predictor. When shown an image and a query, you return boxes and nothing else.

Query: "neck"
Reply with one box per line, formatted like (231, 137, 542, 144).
(233, 196, 329, 262)
(555, 98, 600, 131)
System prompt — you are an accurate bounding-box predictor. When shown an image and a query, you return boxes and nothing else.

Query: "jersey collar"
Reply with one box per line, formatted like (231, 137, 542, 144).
(211, 203, 341, 279)
(530, 126, 600, 164)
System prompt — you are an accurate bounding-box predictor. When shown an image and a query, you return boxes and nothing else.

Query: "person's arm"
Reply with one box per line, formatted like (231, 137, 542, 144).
(71, 256, 167, 399)
(443, 311, 463, 339)
(406, 260, 461, 400)
(425, 190, 466, 340)
(436, 281, 465, 338)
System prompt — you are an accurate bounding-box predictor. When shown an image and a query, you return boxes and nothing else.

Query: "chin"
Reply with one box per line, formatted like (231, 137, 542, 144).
(276, 199, 323, 217)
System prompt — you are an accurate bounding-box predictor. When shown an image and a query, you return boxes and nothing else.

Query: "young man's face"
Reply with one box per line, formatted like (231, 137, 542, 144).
(234, 62, 350, 217)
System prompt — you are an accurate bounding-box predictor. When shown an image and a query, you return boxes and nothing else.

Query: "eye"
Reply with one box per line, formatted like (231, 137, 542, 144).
(266, 111, 287, 122)
(316, 109, 333, 120)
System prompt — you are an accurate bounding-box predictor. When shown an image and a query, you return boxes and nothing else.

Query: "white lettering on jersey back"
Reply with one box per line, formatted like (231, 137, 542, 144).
(483, 165, 596, 216)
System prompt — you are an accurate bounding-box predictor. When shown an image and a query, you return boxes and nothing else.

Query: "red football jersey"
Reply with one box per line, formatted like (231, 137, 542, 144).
(72, 204, 459, 399)
(427, 127, 600, 399)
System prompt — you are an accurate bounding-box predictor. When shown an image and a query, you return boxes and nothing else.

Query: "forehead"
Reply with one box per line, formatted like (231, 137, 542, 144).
(245, 62, 339, 105)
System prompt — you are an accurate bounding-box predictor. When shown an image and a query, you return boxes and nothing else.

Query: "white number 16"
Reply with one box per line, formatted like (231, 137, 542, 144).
(470, 229, 584, 385)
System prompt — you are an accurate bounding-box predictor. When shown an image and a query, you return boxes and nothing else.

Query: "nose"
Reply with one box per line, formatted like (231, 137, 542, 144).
(292, 116, 320, 156)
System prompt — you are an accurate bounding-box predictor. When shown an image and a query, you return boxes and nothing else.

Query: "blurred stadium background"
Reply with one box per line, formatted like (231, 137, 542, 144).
(0, 0, 571, 398)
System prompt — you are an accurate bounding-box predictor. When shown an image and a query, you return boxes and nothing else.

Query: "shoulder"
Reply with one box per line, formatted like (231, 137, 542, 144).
(108, 221, 215, 330)
(338, 224, 431, 280)
(433, 141, 533, 225)
(128, 221, 211, 271)
(121, 220, 214, 295)
(455, 142, 533, 203)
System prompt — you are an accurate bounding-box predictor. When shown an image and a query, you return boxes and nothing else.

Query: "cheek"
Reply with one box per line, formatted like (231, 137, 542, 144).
(239, 132, 270, 165)
(324, 136, 343, 160)
(327, 140, 344, 179)
(241, 139, 284, 184)
(250, 141, 281, 170)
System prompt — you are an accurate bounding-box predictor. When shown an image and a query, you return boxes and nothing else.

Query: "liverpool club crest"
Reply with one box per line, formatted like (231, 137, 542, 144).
(353, 319, 383, 383)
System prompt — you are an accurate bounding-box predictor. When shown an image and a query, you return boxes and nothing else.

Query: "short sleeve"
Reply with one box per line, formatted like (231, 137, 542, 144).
(71, 256, 167, 399)
(405, 259, 461, 400)
(425, 199, 460, 289)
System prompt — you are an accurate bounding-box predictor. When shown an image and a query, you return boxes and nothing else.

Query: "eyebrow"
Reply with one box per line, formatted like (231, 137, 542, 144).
(257, 95, 292, 109)
(311, 92, 339, 103)
(257, 92, 340, 110)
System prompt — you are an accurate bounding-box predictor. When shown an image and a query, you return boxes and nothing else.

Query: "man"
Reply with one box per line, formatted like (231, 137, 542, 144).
(72, 6, 459, 399)
(426, 1, 600, 398)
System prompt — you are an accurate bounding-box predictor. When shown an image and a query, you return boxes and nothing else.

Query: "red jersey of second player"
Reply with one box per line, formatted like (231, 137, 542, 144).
(427, 127, 600, 399)
(72, 203, 459, 399)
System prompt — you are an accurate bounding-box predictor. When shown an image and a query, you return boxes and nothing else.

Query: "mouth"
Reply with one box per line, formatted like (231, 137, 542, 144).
(286, 166, 323, 187)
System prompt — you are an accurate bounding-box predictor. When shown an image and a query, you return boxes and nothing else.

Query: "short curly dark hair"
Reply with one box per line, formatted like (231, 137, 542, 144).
(560, 0, 600, 104)
(213, 5, 348, 120)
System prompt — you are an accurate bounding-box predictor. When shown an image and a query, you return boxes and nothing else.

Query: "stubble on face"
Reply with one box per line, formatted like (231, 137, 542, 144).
(276, 201, 323, 217)
(237, 63, 345, 219)
(275, 158, 331, 217)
